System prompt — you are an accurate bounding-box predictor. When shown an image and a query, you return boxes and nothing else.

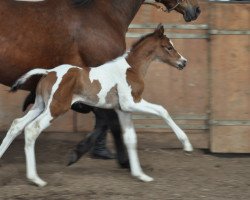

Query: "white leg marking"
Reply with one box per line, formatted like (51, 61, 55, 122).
(122, 100, 193, 152)
(116, 110, 154, 182)
(169, 39, 174, 47)
(0, 106, 43, 158)
(24, 109, 53, 187)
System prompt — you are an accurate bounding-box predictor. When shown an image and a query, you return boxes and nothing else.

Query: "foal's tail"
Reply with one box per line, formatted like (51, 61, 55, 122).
(10, 68, 49, 92)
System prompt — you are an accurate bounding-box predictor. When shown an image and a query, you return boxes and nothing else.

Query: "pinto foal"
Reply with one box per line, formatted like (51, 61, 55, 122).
(0, 25, 192, 186)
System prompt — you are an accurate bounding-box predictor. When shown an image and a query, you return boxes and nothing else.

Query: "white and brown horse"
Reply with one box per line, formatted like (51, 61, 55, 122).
(0, 25, 192, 186)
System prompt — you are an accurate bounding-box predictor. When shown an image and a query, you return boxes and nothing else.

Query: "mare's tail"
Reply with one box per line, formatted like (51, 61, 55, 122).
(10, 68, 48, 92)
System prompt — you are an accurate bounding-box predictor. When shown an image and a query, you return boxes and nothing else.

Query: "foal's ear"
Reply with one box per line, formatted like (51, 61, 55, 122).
(155, 23, 164, 37)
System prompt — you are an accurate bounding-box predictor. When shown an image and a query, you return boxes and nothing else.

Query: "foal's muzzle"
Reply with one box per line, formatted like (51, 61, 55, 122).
(177, 58, 187, 70)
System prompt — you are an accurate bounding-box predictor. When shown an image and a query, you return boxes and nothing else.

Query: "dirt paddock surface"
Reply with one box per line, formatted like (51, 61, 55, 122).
(0, 132, 250, 200)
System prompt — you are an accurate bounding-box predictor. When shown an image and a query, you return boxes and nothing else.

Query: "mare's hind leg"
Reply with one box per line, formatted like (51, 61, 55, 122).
(0, 101, 43, 158)
(116, 110, 153, 182)
(68, 108, 129, 168)
(68, 114, 108, 166)
(105, 110, 129, 168)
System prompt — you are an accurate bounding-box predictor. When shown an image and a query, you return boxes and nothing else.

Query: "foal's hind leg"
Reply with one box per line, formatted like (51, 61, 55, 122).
(116, 110, 153, 182)
(24, 100, 71, 187)
(122, 100, 193, 152)
(0, 104, 43, 158)
(24, 109, 53, 187)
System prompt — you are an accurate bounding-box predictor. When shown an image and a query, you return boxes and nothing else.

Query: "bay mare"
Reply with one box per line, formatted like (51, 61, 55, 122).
(0, 0, 200, 166)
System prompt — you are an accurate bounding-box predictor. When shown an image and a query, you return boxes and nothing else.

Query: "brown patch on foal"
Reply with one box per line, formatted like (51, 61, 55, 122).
(106, 84, 118, 106)
(36, 72, 57, 103)
(77, 69, 102, 104)
(126, 69, 144, 103)
(50, 68, 81, 118)
(50, 67, 102, 118)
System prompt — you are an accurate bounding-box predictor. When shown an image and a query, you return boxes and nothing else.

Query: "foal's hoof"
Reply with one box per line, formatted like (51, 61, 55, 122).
(136, 174, 154, 182)
(184, 143, 193, 152)
(37, 180, 47, 187)
(28, 177, 47, 187)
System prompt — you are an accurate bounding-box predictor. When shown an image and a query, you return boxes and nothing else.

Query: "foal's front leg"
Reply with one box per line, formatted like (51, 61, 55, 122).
(116, 110, 153, 182)
(123, 100, 193, 152)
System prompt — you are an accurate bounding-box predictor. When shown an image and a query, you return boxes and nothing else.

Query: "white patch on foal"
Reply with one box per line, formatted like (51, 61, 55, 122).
(88, 56, 134, 108)
(169, 39, 174, 47)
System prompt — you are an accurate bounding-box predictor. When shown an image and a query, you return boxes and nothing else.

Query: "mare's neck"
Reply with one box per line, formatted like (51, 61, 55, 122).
(110, 0, 145, 32)
(126, 45, 155, 78)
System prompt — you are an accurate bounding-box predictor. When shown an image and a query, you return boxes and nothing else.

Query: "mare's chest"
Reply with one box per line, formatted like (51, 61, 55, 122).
(77, 19, 126, 67)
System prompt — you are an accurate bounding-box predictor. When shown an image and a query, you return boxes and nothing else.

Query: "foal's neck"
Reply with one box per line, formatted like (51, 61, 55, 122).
(126, 44, 155, 78)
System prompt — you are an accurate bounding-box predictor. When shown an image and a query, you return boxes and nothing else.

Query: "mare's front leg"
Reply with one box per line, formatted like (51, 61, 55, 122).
(123, 100, 193, 152)
(68, 107, 129, 169)
(116, 110, 153, 182)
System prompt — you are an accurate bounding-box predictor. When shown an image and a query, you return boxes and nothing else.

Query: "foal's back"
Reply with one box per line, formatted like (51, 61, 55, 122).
(72, 57, 131, 109)
(37, 60, 131, 116)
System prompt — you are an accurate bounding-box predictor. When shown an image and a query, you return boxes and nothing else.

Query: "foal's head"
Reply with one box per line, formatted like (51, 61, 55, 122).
(132, 24, 187, 70)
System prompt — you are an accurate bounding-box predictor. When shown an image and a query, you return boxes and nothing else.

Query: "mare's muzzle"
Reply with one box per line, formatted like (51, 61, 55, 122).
(183, 6, 201, 22)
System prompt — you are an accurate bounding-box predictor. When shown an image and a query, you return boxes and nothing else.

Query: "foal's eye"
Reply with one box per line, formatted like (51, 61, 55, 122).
(166, 46, 173, 51)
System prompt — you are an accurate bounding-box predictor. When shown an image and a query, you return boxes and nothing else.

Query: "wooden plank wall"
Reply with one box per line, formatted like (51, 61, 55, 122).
(209, 3, 250, 152)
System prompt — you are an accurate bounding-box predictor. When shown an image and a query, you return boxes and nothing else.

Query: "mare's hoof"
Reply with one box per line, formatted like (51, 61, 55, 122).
(119, 160, 130, 169)
(67, 150, 80, 166)
(91, 149, 115, 160)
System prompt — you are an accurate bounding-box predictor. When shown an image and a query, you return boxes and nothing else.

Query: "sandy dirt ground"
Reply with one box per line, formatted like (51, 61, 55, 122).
(0, 132, 250, 200)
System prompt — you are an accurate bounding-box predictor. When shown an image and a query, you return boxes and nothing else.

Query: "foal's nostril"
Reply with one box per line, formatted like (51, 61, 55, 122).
(180, 60, 187, 68)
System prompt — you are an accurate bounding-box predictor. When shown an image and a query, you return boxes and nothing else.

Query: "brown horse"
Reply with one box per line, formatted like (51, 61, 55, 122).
(0, 0, 200, 167)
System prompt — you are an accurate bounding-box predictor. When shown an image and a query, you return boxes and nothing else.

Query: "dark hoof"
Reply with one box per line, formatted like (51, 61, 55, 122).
(67, 150, 80, 166)
(119, 160, 130, 169)
(91, 149, 115, 160)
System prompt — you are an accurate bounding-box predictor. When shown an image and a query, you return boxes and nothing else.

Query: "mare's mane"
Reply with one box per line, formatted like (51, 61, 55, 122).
(72, 0, 92, 5)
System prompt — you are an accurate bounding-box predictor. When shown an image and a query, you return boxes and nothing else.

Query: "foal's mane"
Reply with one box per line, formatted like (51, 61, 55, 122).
(130, 32, 155, 51)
